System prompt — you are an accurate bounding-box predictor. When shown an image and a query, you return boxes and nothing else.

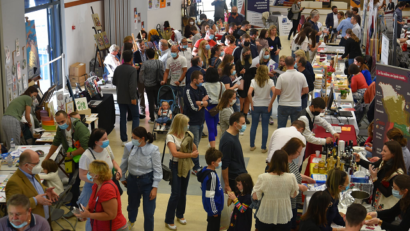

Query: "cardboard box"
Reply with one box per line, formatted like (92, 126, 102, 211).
(69, 62, 86, 76)
(69, 74, 87, 87)
(77, 108, 91, 115)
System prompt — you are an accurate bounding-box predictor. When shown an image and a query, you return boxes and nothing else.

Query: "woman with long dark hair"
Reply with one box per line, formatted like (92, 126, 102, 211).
(209, 44, 223, 68)
(236, 47, 254, 126)
(291, 27, 313, 58)
(354, 56, 372, 85)
(256, 29, 270, 53)
(299, 191, 333, 230)
(217, 89, 236, 136)
(220, 64, 240, 112)
(339, 29, 362, 66)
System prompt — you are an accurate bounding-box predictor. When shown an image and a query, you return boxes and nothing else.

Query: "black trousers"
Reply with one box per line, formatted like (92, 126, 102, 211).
(207, 215, 221, 231)
(229, 178, 238, 193)
(69, 162, 81, 207)
(145, 85, 160, 121)
(288, 19, 299, 39)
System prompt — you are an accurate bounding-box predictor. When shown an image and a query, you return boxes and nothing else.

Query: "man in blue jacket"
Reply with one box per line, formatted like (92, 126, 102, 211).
(197, 148, 224, 231)
(185, 57, 206, 86)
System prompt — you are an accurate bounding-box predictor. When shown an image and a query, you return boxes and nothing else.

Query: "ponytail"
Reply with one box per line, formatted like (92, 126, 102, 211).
(209, 45, 220, 66)
(132, 127, 154, 143)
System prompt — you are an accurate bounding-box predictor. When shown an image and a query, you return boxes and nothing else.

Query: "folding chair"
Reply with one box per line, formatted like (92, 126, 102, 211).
(50, 184, 78, 230)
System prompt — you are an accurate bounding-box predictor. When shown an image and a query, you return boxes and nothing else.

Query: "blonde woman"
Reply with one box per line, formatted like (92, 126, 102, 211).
(164, 114, 199, 230)
(248, 65, 276, 153)
(218, 54, 234, 76)
(267, 25, 282, 63)
(235, 47, 253, 126)
(198, 40, 211, 69)
(258, 48, 276, 77)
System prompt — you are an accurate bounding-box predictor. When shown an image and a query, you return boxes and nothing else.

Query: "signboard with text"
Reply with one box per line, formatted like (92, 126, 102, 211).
(247, 0, 269, 28)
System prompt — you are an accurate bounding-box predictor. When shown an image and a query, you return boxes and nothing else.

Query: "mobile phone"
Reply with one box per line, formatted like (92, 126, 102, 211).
(72, 207, 81, 215)
(78, 203, 85, 212)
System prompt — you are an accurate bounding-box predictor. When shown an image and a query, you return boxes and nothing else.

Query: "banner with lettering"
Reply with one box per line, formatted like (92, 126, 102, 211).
(247, 0, 269, 28)
(350, 0, 360, 9)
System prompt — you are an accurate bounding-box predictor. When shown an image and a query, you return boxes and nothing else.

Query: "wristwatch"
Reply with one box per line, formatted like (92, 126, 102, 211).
(178, 80, 182, 83)
(200, 101, 203, 106)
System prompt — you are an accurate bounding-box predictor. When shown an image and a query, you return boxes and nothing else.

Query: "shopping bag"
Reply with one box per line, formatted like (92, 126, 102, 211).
(220, 193, 235, 230)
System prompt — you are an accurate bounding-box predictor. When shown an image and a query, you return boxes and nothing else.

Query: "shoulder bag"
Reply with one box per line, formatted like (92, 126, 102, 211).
(161, 139, 172, 182)
(206, 82, 223, 117)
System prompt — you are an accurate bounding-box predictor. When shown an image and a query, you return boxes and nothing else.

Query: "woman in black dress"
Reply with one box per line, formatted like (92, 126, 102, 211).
(235, 47, 254, 125)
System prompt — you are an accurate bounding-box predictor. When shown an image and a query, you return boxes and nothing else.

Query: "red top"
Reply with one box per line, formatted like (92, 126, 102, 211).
(351, 72, 368, 93)
(224, 46, 235, 56)
(88, 180, 126, 231)
(365, 136, 373, 144)
(194, 38, 217, 49)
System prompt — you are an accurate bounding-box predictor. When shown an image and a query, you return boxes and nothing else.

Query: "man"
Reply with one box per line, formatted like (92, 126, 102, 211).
(6, 151, 59, 220)
(133, 40, 147, 116)
(236, 20, 250, 39)
(113, 50, 140, 145)
(211, 0, 228, 22)
(185, 56, 206, 86)
(297, 57, 314, 110)
(0, 194, 51, 231)
(220, 112, 247, 192)
(275, 56, 309, 128)
(44, 110, 89, 218)
(308, 10, 324, 43)
(249, 28, 258, 45)
(325, 6, 339, 41)
(344, 204, 367, 231)
(221, 23, 237, 44)
(228, 6, 244, 26)
(159, 39, 171, 71)
(190, 25, 202, 48)
(193, 29, 217, 54)
(140, 48, 164, 123)
(184, 71, 209, 175)
(232, 33, 258, 63)
(351, 15, 362, 41)
(337, 10, 353, 46)
(266, 120, 306, 167)
(162, 45, 188, 113)
(387, 0, 395, 11)
(352, 7, 361, 26)
(395, 2, 406, 39)
(179, 38, 192, 69)
(199, 14, 217, 32)
(298, 97, 339, 145)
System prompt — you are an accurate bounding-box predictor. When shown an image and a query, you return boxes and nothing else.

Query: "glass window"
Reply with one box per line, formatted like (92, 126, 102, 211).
(25, 0, 51, 9)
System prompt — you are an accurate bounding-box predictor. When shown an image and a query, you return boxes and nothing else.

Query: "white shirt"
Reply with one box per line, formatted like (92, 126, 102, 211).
(276, 69, 308, 107)
(166, 55, 187, 86)
(298, 107, 336, 145)
(352, 23, 362, 41)
(250, 79, 275, 107)
(180, 48, 192, 69)
(291, 33, 309, 52)
(266, 126, 306, 167)
(159, 49, 171, 71)
(104, 53, 121, 77)
(79, 146, 114, 170)
(166, 134, 182, 162)
(65, 129, 73, 148)
(333, 13, 339, 29)
(39, 172, 64, 195)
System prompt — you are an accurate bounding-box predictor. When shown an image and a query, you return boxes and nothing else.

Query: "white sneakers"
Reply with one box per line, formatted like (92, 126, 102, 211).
(177, 218, 187, 225)
(160, 125, 166, 131)
(165, 223, 177, 230)
(155, 125, 161, 131)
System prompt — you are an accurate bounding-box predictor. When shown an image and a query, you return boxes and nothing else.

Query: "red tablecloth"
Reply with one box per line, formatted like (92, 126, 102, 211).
(303, 154, 323, 177)
(304, 124, 357, 161)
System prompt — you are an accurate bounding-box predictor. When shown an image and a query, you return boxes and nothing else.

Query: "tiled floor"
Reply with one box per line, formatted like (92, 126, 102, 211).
(53, 36, 293, 230)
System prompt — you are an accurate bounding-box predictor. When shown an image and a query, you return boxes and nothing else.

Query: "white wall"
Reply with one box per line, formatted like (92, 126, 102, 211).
(130, 0, 148, 37)
(63, 0, 103, 74)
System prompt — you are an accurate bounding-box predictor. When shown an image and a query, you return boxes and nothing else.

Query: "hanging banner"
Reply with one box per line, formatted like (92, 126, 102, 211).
(373, 64, 410, 157)
(238, 0, 245, 16)
(350, 0, 360, 9)
(380, 34, 389, 65)
(247, 0, 269, 28)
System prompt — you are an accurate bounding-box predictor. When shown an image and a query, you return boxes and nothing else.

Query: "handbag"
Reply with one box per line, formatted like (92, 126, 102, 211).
(161, 141, 172, 182)
(206, 82, 223, 117)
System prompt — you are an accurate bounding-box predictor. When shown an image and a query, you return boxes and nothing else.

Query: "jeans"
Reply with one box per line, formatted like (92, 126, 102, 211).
(366, 150, 373, 158)
(301, 94, 308, 110)
(171, 86, 184, 111)
(272, 54, 279, 63)
(189, 124, 204, 170)
(250, 106, 270, 149)
(145, 85, 160, 121)
(204, 104, 219, 142)
(119, 103, 140, 142)
(291, 208, 297, 229)
(165, 161, 190, 224)
(138, 81, 146, 110)
(127, 172, 156, 231)
(77, 182, 93, 231)
(277, 105, 302, 128)
(232, 95, 240, 112)
(156, 117, 170, 124)
(348, 58, 354, 66)
(207, 215, 221, 231)
(256, 219, 290, 231)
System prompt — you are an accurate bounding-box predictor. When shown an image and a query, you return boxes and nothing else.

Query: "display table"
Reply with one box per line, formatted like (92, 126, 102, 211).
(90, 94, 115, 134)
(304, 124, 357, 161)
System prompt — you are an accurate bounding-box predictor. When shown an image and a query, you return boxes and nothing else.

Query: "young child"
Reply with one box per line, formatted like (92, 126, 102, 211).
(39, 159, 64, 195)
(156, 101, 172, 131)
(197, 148, 224, 231)
(227, 173, 254, 231)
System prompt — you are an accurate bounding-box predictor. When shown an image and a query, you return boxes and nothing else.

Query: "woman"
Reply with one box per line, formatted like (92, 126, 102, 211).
(339, 29, 362, 66)
(74, 160, 127, 231)
(120, 127, 162, 231)
(256, 29, 270, 53)
(354, 140, 406, 210)
(348, 64, 368, 103)
(294, 49, 314, 77)
(209, 45, 223, 68)
(291, 27, 313, 58)
(224, 35, 237, 56)
(184, 18, 196, 38)
(282, 138, 315, 230)
(267, 25, 282, 63)
(220, 64, 240, 112)
(198, 40, 211, 69)
(288, 0, 304, 40)
(203, 68, 226, 147)
(299, 191, 333, 231)
(253, 150, 299, 230)
(217, 90, 236, 136)
(218, 54, 234, 76)
(354, 56, 373, 85)
(307, 29, 320, 60)
(236, 47, 254, 125)
(78, 128, 122, 231)
(248, 65, 276, 153)
(136, 29, 148, 40)
(365, 174, 410, 231)
(2, 86, 38, 146)
(322, 168, 349, 231)
(165, 114, 199, 230)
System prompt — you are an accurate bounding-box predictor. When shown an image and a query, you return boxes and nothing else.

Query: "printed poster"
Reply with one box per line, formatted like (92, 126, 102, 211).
(5, 46, 10, 64)
(278, 15, 293, 36)
(134, 8, 137, 18)
(6, 66, 12, 85)
(148, 0, 153, 10)
(7, 87, 12, 104)
(237, 0, 245, 15)
(160, 0, 166, 8)
(16, 39, 20, 57)
(154, 0, 160, 9)
(166, 0, 171, 7)
(17, 61, 21, 80)
(18, 79, 23, 95)
(23, 74, 28, 89)
(25, 20, 40, 79)
(247, 0, 269, 28)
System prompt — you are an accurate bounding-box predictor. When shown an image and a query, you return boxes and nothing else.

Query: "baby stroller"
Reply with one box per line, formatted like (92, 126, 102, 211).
(152, 85, 180, 140)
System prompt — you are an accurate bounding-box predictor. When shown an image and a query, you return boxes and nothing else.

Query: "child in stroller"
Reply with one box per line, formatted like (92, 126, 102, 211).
(155, 101, 173, 131)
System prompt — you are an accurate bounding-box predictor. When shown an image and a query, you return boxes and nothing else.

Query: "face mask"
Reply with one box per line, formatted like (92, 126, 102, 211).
(32, 96, 36, 100)
(87, 172, 95, 181)
(220, 51, 225, 57)
(263, 55, 270, 60)
(298, 1, 301, 4)
(232, 12, 237, 15)
(171, 52, 178, 58)
(208, 35, 214, 40)
(225, 40, 230, 46)
(294, 63, 298, 69)
(244, 41, 250, 47)
(231, 70, 236, 76)
(312, 111, 321, 116)
(392, 189, 403, 199)
(187, 125, 190, 130)
(100, 140, 109, 148)
(10, 220, 28, 229)
(230, 99, 236, 106)
(182, 45, 188, 49)
(29, 163, 42, 175)
(59, 122, 68, 130)
(205, 45, 210, 50)
(190, 21, 194, 25)
(244, 55, 251, 60)
(196, 82, 203, 87)
(238, 124, 246, 132)
(239, 189, 243, 193)
(342, 184, 350, 192)
(132, 138, 141, 147)
(215, 161, 222, 169)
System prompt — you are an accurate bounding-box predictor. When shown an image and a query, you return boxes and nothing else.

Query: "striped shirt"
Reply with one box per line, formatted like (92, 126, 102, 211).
(289, 161, 302, 209)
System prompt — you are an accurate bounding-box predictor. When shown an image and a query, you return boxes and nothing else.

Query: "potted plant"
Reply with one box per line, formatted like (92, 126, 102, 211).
(340, 88, 350, 99)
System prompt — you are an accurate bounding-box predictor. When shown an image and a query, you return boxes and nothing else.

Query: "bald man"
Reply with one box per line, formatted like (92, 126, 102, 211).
(6, 150, 59, 221)
(162, 45, 187, 112)
(228, 6, 244, 26)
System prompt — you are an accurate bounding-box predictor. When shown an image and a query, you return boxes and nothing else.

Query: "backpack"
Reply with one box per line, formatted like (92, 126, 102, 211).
(287, 8, 294, 20)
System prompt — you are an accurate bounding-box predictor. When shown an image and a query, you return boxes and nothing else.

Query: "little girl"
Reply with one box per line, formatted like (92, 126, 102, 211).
(155, 101, 172, 131)
(227, 173, 254, 231)
(40, 159, 64, 195)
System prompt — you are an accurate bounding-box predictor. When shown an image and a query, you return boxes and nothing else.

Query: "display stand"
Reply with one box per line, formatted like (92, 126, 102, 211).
(91, 6, 108, 72)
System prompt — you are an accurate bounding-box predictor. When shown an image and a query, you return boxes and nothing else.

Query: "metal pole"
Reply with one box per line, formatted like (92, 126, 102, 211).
(392, 12, 397, 66)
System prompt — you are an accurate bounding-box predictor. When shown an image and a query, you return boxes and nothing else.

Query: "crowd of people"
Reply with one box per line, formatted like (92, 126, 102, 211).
(2, 2, 410, 231)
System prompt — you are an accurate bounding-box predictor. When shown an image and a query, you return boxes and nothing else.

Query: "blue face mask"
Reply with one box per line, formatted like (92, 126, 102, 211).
(263, 55, 270, 60)
(239, 124, 246, 132)
(59, 123, 68, 130)
(343, 184, 350, 192)
(10, 221, 28, 229)
(216, 161, 222, 169)
(132, 138, 141, 147)
(196, 82, 203, 87)
(100, 140, 109, 148)
(87, 172, 95, 182)
(205, 45, 210, 50)
(294, 63, 298, 69)
(392, 189, 403, 199)
(187, 125, 190, 130)
(220, 51, 225, 57)
(209, 35, 215, 40)
(171, 52, 178, 58)
(182, 45, 188, 49)
(231, 70, 236, 76)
